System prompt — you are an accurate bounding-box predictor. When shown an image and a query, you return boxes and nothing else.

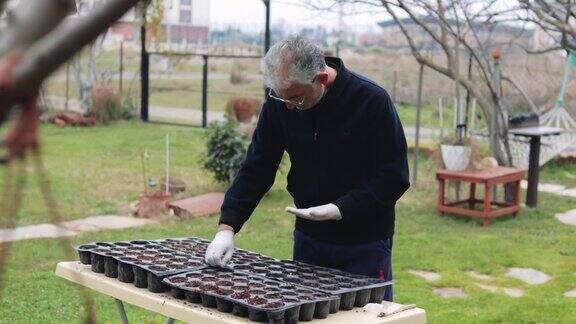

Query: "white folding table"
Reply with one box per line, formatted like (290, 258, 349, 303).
(55, 261, 426, 324)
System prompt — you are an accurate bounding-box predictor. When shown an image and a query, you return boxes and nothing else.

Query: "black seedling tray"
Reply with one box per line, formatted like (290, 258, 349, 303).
(163, 267, 339, 323)
(151, 237, 211, 257)
(76, 237, 392, 315)
(232, 259, 393, 310)
(151, 237, 278, 266)
(229, 248, 278, 267)
(75, 240, 207, 293)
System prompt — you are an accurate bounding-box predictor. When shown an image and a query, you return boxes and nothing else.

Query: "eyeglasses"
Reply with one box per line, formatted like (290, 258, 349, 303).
(266, 75, 318, 110)
(267, 88, 305, 109)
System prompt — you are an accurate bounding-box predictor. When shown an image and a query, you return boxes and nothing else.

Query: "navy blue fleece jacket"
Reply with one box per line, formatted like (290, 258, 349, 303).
(218, 57, 410, 244)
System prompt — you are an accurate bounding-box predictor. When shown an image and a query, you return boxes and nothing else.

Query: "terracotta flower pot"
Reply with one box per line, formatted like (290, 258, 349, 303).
(159, 177, 186, 195)
(233, 99, 254, 123)
(135, 191, 172, 218)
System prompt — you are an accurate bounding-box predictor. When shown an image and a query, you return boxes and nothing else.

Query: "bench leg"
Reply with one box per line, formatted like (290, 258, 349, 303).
(115, 299, 129, 324)
(438, 179, 445, 216)
(469, 183, 476, 210)
(483, 183, 492, 227)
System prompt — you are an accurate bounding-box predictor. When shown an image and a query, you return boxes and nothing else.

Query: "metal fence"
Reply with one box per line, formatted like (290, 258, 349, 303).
(142, 51, 263, 127)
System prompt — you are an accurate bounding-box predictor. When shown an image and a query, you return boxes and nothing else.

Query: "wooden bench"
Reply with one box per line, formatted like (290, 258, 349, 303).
(436, 167, 525, 226)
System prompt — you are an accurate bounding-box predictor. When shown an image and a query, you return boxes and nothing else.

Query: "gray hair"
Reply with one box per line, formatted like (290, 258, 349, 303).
(261, 36, 326, 91)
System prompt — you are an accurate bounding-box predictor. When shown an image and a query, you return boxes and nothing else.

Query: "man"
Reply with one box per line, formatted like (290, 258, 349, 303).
(204, 36, 409, 301)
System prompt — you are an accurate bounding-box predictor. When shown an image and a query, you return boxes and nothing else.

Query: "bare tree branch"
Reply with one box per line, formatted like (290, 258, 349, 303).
(9, 0, 141, 101)
(0, 0, 76, 57)
(518, 0, 576, 52)
(502, 75, 539, 114)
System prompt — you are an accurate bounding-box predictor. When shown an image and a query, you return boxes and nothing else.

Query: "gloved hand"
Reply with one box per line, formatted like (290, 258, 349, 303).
(204, 229, 235, 267)
(285, 203, 342, 221)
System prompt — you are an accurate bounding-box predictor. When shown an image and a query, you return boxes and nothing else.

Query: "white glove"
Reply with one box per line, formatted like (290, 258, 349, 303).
(204, 229, 235, 267)
(285, 203, 342, 221)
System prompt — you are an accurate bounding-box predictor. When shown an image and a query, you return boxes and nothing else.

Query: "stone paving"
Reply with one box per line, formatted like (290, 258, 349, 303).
(407, 267, 564, 299)
(408, 270, 441, 282)
(506, 267, 552, 285)
(0, 215, 156, 243)
(520, 180, 576, 198)
(555, 210, 576, 226)
(433, 287, 467, 298)
(0, 224, 77, 243)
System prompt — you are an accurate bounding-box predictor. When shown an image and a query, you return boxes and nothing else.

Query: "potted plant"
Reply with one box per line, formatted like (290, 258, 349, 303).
(439, 133, 472, 171)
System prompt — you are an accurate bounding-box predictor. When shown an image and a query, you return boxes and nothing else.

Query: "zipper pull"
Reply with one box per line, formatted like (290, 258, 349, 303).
(313, 130, 319, 141)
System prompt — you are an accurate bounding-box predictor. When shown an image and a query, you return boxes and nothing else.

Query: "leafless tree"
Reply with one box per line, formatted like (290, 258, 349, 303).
(305, 0, 540, 166)
(516, 0, 575, 54)
(69, 0, 112, 111)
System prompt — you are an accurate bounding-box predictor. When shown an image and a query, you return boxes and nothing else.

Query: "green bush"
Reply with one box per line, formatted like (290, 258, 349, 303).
(201, 121, 248, 184)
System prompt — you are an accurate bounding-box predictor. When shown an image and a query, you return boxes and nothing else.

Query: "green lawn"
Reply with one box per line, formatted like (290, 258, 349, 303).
(0, 122, 575, 323)
(539, 160, 576, 188)
(44, 77, 264, 114)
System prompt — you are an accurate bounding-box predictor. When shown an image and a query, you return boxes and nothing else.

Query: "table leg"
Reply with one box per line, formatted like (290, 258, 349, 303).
(115, 299, 130, 324)
(513, 180, 521, 217)
(526, 136, 541, 207)
(483, 183, 492, 227)
(438, 179, 445, 216)
(469, 183, 476, 210)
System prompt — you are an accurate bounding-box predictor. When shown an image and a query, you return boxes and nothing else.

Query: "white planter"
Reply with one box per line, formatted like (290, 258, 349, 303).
(441, 144, 471, 171)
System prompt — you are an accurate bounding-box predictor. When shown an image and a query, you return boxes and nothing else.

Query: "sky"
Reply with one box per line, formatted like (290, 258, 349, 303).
(209, 0, 391, 33)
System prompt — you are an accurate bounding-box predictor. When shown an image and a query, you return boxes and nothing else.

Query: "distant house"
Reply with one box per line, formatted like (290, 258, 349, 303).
(85, 0, 210, 45)
(1, 0, 210, 46)
(378, 17, 534, 51)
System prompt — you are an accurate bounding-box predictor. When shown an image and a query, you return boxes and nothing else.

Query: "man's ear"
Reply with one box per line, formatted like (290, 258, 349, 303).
(316, 71, 330, 85)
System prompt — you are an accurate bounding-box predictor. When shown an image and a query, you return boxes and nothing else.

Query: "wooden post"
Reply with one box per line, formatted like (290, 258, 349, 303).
(65, 63, 70, 111)
(438, 97, 444, 139)
(470, 98, 477, 130)
(119, 41, 124, 98)
(412, 64, 424, 185)
(392, 70, 398, 102)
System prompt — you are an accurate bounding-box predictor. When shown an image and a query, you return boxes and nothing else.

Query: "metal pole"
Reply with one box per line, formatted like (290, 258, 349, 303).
(263, 0, 271, 98)
(491, 51, 502, 199)
(526, 136, 541, 207)
(412, 64, 424, 185)
(438, 97, 444, 139)
(140, 16, 149, 122)
(490, 54, 501, 159)
(454, 41, 462, 143)
(464, 52, 472, 137)
(336, 0, 343, 57)
(119, 41, 124, 98)
(264, 0, 271, 53)
(202, 55, 208, 128)
(392, 70, 397, 102)
(65, 63, 70, 111)
(115, 299, 130, 324)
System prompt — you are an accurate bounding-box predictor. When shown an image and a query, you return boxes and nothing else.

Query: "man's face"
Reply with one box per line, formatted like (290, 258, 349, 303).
(273, 71, 329, 111)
